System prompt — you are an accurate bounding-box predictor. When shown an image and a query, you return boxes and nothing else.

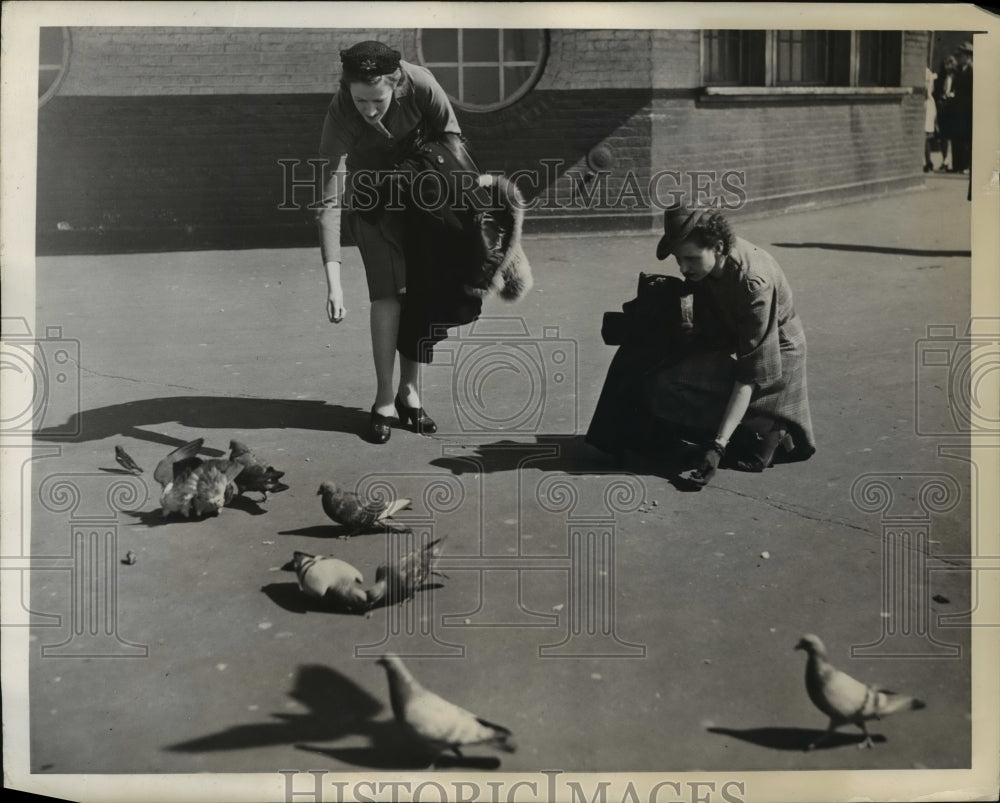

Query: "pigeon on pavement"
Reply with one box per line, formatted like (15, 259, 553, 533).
(795, 633, 926, 750)
(317, 480, 411, 536)
(153, 438, 244, 518)
(290, 550, 368, 613)
(228, 439, 289, 502)
(376, 653, 515, 762)
(114, 445, 144, 475)
(366, 536, 447, 609)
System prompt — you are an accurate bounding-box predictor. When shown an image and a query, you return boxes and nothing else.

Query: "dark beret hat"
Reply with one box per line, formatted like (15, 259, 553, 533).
(656, 204, 709, 260)
(341, 40, 402, 78)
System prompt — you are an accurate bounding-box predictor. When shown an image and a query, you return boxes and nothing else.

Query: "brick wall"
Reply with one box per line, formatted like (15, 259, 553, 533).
(36, 27, 931, 253)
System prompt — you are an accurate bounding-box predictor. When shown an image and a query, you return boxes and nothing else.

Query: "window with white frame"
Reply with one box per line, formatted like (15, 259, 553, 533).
(418, 29, 547, 111)
(703, 30, 902, 87)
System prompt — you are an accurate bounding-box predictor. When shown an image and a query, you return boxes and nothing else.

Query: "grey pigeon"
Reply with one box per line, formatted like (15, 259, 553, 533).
(114, 445, 143, 475)
(795, 633, 926, 750)
(291, 550, 368, 613)
(366, 536, 447, 609)
(376, 654, 516, 762)
(317, 480, 411, 536)
(228, 439, 289, 502)
(153, 438, 244, 518)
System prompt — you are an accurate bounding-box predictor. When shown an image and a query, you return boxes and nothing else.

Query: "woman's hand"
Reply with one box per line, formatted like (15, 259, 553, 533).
(324, 261, 346, 323)
(326, 285, 346, 323)
(685, 442, 724, 487)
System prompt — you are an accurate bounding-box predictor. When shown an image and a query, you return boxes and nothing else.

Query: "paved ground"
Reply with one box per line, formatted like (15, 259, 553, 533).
(25, 173, 975, 775)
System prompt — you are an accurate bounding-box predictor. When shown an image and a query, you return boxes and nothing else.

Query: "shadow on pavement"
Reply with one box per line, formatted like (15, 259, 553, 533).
(34, 396, 368, 445)
(771, 242, 970, 258)
(165, 664, 382, 754)
(430, 435, 706, 490)
(707, 726, 886, 751)
(297, 740, 501, 770)
(166, 662, 503, 770)
(429, 435, 633, 476)
(261, 582, 369, 617)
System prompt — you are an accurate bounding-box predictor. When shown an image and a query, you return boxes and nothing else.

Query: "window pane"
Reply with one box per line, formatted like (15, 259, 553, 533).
(704, 30, 764, 85)
(744, 30, 766, 84)
(431, 66, 459, 98)
(463, 29, 499, 62)
(829, 30, 851, 85)
(423, 29, 458, 62)
(503, 30, 539, 61)
(504, 65, 535, 95)
(463, 66, 500, 105)
(39, 27, 64, 64)
(857, 31, 901, 86)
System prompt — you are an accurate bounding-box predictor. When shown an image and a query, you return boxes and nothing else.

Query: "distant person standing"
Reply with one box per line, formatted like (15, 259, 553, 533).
(932, 55, 957, 172)
(950, 42, 973, 175)
(923, 66, 936, 172)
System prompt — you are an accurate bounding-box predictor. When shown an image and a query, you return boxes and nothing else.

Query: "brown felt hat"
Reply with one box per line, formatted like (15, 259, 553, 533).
(656, 204, 710, 260)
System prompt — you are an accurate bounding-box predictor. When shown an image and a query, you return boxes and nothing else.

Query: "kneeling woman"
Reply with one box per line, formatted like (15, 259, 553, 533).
(588, 204, 816, 485)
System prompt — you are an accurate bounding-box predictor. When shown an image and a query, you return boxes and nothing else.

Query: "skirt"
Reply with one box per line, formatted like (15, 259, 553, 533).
(645, 314, 816, 458)
(345, 210, 407, 301)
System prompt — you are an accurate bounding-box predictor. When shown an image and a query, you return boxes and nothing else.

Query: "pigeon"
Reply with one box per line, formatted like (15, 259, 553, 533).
(153, 438, 244, 518)
(290, 550, 368, 613)
(795, 633, 926, 750)
(376, 654, 515, 762)
(317, 480, 412, 536)
(366, 536, 448, 609)
(228, 439, 289, 502)
(114, 445, 143, 474)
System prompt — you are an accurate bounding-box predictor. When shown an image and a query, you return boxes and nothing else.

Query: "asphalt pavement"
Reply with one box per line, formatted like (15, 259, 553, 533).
(26, 172, 974, 775)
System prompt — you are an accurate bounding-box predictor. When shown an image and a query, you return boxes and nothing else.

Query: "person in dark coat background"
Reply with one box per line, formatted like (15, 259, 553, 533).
(586, 204, 816, 486)
(949, 42, 973, 176)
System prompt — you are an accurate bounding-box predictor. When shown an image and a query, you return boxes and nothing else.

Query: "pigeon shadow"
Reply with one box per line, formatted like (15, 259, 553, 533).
(98, 466, 142, 476)
(363, 582, 446, 613)
(260, 582, 367, 617)
(707, 726, 887, 751)
(34, 396, 369, 445)
(278, 524, 405, 540)
(166, 663, 491, 770)
(296, 734, 503, 771)
(227, 495, 268, 516)
(123, 508, 221, 528)
(124, 499, 265, 527)
(165, 664, 383, 754)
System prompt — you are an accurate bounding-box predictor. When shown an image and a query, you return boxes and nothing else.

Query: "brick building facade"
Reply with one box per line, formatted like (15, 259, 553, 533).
(36, 27, 933, 253)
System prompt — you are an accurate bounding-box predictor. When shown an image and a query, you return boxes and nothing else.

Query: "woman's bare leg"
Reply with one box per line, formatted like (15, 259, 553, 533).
(370, 297, 401, 416)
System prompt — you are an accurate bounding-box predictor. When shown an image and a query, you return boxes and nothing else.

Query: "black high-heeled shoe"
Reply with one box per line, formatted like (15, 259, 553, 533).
(367, 406, 393, 444)
(394, 395, 437, 435)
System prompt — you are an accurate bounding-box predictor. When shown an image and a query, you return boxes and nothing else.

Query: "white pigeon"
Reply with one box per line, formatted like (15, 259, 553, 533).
(376, 654, 516, 762)
(291, 550, 368, 613)
(795, 633, 926, 749)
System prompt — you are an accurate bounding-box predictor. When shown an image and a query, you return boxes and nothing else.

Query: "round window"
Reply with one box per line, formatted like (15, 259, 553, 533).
(39, 27, 70, 107)
(418, 29, 547, 112)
